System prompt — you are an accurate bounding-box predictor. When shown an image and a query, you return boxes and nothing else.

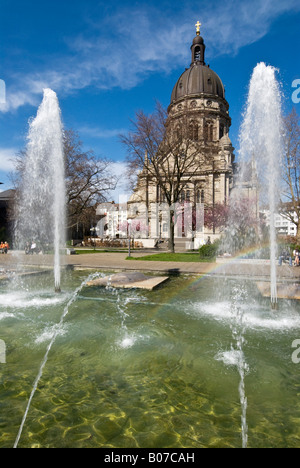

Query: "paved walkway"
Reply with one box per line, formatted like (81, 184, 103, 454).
(1, 251, 300, 282)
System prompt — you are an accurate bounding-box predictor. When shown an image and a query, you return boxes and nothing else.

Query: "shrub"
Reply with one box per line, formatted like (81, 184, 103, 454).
(199, 241, 219, 259)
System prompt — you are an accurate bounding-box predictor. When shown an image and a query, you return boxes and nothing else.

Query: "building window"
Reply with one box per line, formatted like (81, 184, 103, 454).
(189, 121, 199, 141)
(204, 122, 214, 142)
(201, 190, 205, 204)
(197, 190, 204, 204)
(194, 46, 201, 61)
(220, 124, 224, 139)
(176, 126, 182, 140)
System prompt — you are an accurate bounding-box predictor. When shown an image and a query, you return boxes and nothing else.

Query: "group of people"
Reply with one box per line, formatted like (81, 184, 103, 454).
(0, 241, 9, 254)
(25, 241, 40, 255)
(279, 248, 300, 266)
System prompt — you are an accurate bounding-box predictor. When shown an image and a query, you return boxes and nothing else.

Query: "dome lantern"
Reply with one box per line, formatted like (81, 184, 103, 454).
(191, 21, 205, 65)
(170, 22, 226, 105)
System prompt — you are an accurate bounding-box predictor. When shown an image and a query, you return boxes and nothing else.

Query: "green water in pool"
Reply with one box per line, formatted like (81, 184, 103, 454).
(1, 270, 300, 448)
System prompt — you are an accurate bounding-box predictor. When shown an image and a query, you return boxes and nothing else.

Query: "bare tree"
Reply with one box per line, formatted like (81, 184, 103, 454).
(64, 129, 116, 231)
(280, 108, 300, 240)
(120, 102, 204, 252)
(11, 129, 117, 238)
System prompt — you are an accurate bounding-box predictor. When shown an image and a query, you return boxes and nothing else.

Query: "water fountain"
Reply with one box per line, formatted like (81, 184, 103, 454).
(1, 272, 298, 449)
(13, 271, 102, 449)
(14, 88, 66, 292)
(1, 67, 299, 449)
(238, 62, 283, 308)
(217, 62, 284, 447)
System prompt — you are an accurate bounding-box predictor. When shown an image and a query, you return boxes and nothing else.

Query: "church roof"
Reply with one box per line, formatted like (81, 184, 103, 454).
(0, 189, 15, 200)
(170, 64, 225, 103)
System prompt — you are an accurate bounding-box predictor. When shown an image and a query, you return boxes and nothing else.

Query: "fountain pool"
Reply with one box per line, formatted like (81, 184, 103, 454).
(1, 270, 300, 448)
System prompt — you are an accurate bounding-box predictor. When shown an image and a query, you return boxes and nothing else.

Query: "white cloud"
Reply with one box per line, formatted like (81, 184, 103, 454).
(108, 161, 131, 203)
(79, 126, 127, 139)
(202, 0, 300, 56)
(0, 148, 18, 172)
(2, 0, 300, 113)
(110, 160, 128, 178)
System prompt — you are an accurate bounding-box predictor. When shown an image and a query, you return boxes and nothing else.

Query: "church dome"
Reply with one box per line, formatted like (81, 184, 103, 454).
(170, 64, 225, 103)
(219, 133, 232, 147)
(170, 26, 225, 104)
(192, 35, 204, 45)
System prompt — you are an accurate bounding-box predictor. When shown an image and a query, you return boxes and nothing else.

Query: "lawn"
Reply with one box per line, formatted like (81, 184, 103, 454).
(73, 249, 216, 262)
(126, 252, 216, 262)
(74, 249, 127, 254)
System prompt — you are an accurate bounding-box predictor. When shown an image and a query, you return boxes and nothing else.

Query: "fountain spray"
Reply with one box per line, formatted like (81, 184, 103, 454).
(238, 63, 283, 309)
(13, 271, 103, 448)
(15, 89, 66, 292)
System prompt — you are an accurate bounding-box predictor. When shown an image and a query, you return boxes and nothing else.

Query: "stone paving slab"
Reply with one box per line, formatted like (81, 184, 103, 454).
(86, 272, 169, 290)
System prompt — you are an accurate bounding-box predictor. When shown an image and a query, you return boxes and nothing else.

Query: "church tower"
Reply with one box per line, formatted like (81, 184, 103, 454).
(128, 23, 235, 244)
(167, 21, 235, 211)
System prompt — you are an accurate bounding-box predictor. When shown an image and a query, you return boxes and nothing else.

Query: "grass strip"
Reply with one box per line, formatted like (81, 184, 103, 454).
(126, 252, 215, 262)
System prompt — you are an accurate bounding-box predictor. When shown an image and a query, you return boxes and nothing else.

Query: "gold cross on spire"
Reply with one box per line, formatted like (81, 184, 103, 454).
(195, 21, 201, 35)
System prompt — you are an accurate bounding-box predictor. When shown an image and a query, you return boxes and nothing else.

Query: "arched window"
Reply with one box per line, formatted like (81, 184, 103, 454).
(219, 124, 224, 139)
(189, 121, 199, 141)
(176, 126, 182, 140)
(194, 46, 201, 61)
(204, 122, 214, 142)
(197, 190, 205, 204)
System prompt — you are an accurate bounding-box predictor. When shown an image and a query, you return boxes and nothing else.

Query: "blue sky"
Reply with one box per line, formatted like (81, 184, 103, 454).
(1, 0, 300, 199)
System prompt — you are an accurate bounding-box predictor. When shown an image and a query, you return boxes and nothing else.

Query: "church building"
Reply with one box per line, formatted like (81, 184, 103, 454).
(128, 23, 236, 246)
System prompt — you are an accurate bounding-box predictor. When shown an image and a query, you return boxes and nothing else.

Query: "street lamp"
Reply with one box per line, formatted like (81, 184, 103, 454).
(127, 219, 132, 257)
(90, 227, 96, 250)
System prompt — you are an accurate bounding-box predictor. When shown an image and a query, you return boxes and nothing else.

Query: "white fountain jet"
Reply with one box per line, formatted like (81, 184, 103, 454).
(15, 88, 66, 292)
(238, 62, 283, 309)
